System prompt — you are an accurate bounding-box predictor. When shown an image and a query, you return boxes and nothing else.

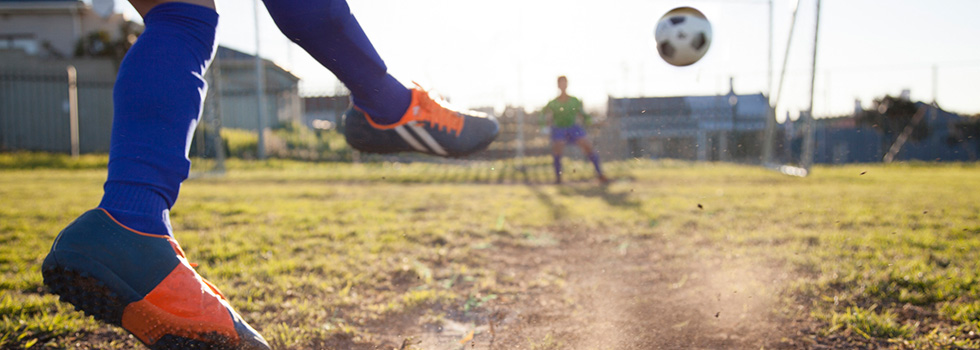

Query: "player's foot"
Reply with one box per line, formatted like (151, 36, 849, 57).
(42, 209, 269, 350)
(342, 85, 499, 157)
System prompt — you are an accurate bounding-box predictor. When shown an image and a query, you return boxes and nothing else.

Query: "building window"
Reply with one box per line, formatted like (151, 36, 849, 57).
(0, 34, 39, 55)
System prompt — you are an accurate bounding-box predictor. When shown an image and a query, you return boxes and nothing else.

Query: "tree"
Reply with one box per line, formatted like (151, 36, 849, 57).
(856, 95, 930, 157)
(74, 21, 142, 64)
(946, 115, 980, 159)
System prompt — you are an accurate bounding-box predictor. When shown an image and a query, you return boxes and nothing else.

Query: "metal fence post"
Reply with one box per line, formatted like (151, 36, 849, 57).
(253, 0, 267, 159)
(67, 65, 79, 158)
(516, 108, 525, 170)
(801, 0, 821, 171)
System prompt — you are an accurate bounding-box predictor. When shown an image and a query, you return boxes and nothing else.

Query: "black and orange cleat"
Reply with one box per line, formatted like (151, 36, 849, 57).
(42, 209, 269, 350)
(343, 84, 499, 157)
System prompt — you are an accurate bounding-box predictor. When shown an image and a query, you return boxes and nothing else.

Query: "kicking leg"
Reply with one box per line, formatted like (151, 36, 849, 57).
(43, 2, 269, 348)
(262, 0, 408, 123)
(263, 0, 499, 157)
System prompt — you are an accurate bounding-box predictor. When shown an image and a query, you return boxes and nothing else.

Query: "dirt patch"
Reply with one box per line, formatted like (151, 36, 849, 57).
(380, 227, 803, 350)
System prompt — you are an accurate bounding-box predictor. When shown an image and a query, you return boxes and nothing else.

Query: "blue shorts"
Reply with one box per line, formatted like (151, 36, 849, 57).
(551, 125, 587, 144)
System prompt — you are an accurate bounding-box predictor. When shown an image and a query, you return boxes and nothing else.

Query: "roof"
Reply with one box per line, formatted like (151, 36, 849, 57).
(215, 46, 299, 82)
(610, 93, 770, 121)
(216, 46, 267, 61)
(916, 102, 967, 126)
(0, 0, 83, 11)
(818, 102, 968, 131)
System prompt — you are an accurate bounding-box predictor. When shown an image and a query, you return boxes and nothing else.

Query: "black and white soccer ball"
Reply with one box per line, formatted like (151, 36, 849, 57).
(654, 7, 712, 67)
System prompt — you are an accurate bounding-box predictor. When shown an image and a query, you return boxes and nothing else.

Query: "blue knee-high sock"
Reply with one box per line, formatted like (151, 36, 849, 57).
(553, 155, 562, 182)
(98, 3, 217, 236)
(263, 0, 411, 124)
(588, 152, 604, 177)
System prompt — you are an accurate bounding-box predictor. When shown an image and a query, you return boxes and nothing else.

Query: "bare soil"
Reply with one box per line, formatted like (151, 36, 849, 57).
(376, 225, 810, 350)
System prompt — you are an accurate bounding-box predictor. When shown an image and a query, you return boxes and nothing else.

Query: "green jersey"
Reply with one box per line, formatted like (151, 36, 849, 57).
(541, 96, 591, 128)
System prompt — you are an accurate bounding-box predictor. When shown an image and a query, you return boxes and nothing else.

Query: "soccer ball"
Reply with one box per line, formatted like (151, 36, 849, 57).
(654, 7, 712, 67)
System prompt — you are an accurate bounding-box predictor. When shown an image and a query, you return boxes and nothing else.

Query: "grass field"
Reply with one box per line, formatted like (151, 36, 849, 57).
(2, 154, 980, 349)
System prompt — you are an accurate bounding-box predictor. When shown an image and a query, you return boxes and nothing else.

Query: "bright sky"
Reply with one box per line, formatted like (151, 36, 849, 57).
(109, 0, 980, 120)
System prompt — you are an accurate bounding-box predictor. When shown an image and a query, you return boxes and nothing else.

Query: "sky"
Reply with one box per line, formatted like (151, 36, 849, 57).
(106, 0, 980, 121)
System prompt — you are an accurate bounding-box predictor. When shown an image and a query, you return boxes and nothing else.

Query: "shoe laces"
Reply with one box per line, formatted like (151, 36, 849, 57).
(410, 83, 465, 137)
(169, 237, 227, 299)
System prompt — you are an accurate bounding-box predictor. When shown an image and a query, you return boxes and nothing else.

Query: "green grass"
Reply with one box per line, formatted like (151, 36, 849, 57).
(0, 152, 108, 170)
(1, 156, 979, 349)
(826, 305, 914, 339)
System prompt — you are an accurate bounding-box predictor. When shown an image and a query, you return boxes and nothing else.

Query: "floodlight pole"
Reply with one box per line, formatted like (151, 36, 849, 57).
(767, 0, 773, 103)
(253, 0, 267, 159)
(761, 0, 775, 165)
(801, 0, 821, 170)
(768, 0, 802, 167)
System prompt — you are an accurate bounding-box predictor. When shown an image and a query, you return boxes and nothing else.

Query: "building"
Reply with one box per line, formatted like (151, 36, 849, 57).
(606, 88, 770, 162)
(210, 46, 301, 132)
(0, 0, 131, 59)
(1, 0, 301, 153)
(805, 103, 978, 164)
(1, 0, 125, 153)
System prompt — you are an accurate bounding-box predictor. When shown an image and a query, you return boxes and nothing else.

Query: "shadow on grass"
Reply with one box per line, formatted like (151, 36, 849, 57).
(558, 184, 642, 210)
(524, 182, 568, 220)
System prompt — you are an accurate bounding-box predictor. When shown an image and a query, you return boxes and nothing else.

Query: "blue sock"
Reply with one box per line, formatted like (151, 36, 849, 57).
(263, 0, 411, 124)
(553, 155, 562, 182)
(98, 3, 217, 236)
(588, 152, 604, 177)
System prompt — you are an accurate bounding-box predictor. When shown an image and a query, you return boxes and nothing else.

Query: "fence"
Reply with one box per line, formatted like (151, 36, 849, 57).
(0, 68, 114, 154)
(0, 61, 298, 163)
(1, 66, 621, 165)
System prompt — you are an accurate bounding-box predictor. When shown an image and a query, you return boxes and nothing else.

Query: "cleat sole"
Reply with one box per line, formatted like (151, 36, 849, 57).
(43, 267, 126, 324)
(43, 266, 241, 350)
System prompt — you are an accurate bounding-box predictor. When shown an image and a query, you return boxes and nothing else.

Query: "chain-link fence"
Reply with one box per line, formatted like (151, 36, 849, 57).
(1, 63, 627, 171)
(0, 68, 114, 154)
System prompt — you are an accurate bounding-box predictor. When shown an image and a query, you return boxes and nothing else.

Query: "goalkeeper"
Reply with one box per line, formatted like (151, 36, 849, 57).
(540, 75, 609, 184)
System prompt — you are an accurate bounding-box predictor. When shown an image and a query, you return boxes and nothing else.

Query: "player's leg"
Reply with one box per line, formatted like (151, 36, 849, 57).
(552, 140, 566, 184)
(572, 126, 609, 183)
(262, 0, 498, 157)
(42, 1, 269, 348)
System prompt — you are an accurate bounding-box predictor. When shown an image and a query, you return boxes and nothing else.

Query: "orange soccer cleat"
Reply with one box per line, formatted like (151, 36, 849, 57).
(42, 209, 269, 350)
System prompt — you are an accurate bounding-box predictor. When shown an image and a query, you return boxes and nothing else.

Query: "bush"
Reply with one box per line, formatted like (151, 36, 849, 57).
(189, 122, 353, 161)
(0, 152, 108, 169)
(222, 128, 259, 159)
(267, 121, 352, 161)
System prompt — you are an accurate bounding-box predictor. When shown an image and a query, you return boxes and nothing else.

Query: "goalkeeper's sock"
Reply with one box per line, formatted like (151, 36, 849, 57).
(588, 152, 604, 177)
(553, 155, 563, 183)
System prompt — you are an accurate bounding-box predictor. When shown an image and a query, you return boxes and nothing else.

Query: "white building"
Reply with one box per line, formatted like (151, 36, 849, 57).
(1, 0, 131, 58)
